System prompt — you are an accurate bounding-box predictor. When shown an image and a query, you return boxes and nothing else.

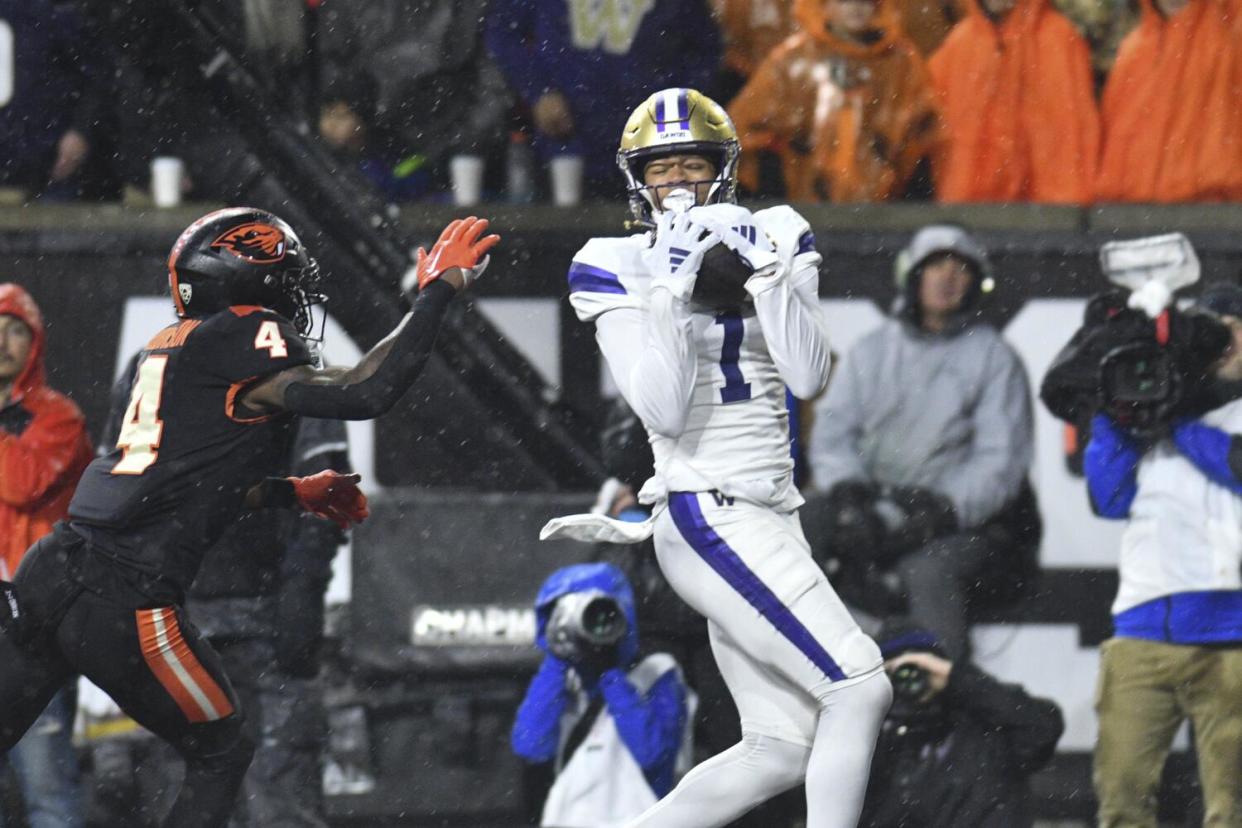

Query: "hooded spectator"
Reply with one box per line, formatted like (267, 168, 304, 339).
(729, 0, 941, 201)
(1096, 0, 1242, 202)
(929, 0, 1100, 203)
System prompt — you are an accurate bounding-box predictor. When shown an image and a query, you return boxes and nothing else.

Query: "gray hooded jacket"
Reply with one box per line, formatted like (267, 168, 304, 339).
(811, 222, 1033, 530)
(811, 315, 1033, 528)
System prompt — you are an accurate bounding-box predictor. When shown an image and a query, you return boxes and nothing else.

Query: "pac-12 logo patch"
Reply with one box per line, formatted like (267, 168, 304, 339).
(211, 222, 288, 264)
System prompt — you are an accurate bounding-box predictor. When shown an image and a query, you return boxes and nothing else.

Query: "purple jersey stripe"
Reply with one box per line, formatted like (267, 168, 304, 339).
(668, 492, 848, 681)
(568, 262, 627, 295)
(797, 229, 817, 256)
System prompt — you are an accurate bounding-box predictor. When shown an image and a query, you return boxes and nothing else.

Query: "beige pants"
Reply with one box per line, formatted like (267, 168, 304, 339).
(1094, 637, 1242, 827)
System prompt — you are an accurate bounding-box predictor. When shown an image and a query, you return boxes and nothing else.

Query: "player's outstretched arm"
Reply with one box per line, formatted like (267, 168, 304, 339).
(240, 217, 499, 421)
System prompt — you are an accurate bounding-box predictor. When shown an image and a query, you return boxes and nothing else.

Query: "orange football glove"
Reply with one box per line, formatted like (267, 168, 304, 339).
(288, 470, 370, 530)
(415, 216, 501, 290)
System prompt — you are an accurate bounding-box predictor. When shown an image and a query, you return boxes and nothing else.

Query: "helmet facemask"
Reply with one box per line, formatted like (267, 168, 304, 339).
(620, 143, 740, 227)
(267, 258, 327, 340)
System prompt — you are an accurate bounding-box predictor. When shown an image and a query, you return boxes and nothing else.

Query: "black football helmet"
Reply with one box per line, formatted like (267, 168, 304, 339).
(167, 207, 325, 336)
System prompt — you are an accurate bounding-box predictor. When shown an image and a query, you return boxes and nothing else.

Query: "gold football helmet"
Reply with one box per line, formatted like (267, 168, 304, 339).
(617, 88, 741, 226)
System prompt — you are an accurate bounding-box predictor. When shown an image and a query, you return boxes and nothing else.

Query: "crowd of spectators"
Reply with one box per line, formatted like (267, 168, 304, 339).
(2, 0, 1238, 207)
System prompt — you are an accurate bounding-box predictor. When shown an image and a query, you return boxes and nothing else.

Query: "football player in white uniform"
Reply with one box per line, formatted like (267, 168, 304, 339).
(544, 88, 891, 828)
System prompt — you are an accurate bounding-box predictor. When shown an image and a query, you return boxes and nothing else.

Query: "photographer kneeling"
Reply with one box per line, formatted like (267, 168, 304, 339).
(858, 620, 1063, 828)
(511, 563, 691, 827)
(1083, 283, 1242, 828)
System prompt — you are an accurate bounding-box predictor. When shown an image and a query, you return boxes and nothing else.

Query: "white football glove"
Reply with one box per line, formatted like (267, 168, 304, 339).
(643, 210, 721, 302)
(687, 204, 781, 277)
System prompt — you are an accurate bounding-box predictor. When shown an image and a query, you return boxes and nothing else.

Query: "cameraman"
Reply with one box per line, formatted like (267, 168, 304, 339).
(860, 621, 1063, 828)
(1084, 284, 1242, 827)
(511, 562, 690, 828)
(810, 224, 1040, 658)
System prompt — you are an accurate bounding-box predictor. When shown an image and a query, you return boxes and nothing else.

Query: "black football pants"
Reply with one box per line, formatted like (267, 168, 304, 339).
(0, 530, 253, 828)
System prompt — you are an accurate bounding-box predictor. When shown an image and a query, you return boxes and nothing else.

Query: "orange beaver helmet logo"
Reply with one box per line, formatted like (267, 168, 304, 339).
(211, 222, 288, 264)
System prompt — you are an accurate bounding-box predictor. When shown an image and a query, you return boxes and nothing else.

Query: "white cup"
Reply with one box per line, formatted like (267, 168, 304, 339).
(449, 155, 485, 206)
(150, 156, 184, 208)
(549, 155, 583, 207)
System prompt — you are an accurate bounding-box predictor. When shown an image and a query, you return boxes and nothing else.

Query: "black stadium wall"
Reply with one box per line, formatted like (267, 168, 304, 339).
(13, 202, 1240, 823)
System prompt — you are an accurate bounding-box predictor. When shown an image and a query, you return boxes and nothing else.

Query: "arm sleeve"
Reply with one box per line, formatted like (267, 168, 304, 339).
(1171, 419, 1242, 495)
(283, 281, 454, 420)
(943, 662, 1064, 776)
(935, 341, 1034, 527)
(1083, 413, 1141, 519)
(0, 400, 89, 508)
(750, 258, 831, 401)
(483, 0, 558, 104)
(594, 292, 698, 438)
(511, 656, 572, 763)
(809, 348, 870, 490)
(599, 667, 687, 772)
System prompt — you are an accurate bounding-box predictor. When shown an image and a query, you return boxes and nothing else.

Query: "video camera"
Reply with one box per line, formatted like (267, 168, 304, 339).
(1040, 234, 1231, 439)
(546, 590, 627, 663)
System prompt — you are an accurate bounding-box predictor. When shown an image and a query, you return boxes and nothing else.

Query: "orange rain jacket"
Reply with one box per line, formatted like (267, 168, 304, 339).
(714, 0, 798, 79)
(1096, 0, 1242, 202)
(928, 0, 1099, 203)
(0, 284, 92, 580)
(729, 0, 940, 202)
(895, 0, 969, 55)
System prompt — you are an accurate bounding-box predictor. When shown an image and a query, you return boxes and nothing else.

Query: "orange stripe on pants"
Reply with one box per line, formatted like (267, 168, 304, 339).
(136, 607, 233, 723)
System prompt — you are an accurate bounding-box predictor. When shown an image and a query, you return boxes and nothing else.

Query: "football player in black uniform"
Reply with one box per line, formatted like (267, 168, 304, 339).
(0, 207, 498, 828)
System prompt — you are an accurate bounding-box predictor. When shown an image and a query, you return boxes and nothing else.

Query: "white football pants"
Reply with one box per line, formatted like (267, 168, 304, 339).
(624, 491, 890, 828)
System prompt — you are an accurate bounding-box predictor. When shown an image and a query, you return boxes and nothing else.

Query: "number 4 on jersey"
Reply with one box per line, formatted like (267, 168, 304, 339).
(254, 320, 288, 358)
(113, 356, 168, 475)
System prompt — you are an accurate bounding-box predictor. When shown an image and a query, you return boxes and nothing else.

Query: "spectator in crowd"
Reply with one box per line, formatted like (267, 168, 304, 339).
(1083, 282, 1242, 826)
(1096, 0, 1242, 202)
(100, 355, 349, 827)
(713, 0, 798, 98)
(729, 0, 940, 202)
(0, 0, 113, 201)
(1056, 0, 1141, 80)
(0, 285, 93, 828)
(511, 563, 691, 828)
(928, 0, 1100, 203)
(860, 620, 1064, 827)
(485, 0, 721, 196)
(810, 225, 1039, 658)
(893, 0, 968, 55)
(317, 73, 434, 203)
(319, 0, 511, 201)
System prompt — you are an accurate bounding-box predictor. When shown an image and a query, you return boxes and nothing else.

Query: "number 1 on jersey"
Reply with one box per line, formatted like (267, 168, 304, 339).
(716, 312, 752, 403)
(113, 356, 168, 475)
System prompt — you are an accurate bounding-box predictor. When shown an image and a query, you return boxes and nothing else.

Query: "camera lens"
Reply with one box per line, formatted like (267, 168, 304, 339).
(581, 596, 626, 646)
(891, 663, 929, 702)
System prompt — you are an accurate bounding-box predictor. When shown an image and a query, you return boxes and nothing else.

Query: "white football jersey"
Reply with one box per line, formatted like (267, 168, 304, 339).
(569, 205, 828, 509)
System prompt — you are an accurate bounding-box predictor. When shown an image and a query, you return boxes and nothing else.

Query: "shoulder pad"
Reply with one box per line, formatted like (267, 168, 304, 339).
(567, 236, 649, 322)
(194, 306, 315, 383)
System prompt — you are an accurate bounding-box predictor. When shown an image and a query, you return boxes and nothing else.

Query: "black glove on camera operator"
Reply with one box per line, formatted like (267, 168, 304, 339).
(821, 481, 957, 568)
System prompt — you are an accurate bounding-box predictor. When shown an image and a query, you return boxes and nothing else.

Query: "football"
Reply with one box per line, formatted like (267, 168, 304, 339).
(692, 239, 754, 311)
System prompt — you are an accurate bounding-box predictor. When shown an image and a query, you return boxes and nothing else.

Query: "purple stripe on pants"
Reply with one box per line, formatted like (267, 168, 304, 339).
(668, 492, 847, 681)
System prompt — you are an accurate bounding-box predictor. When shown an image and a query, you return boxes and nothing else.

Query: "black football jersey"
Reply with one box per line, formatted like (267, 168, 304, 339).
(69, 306, 315, 592)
